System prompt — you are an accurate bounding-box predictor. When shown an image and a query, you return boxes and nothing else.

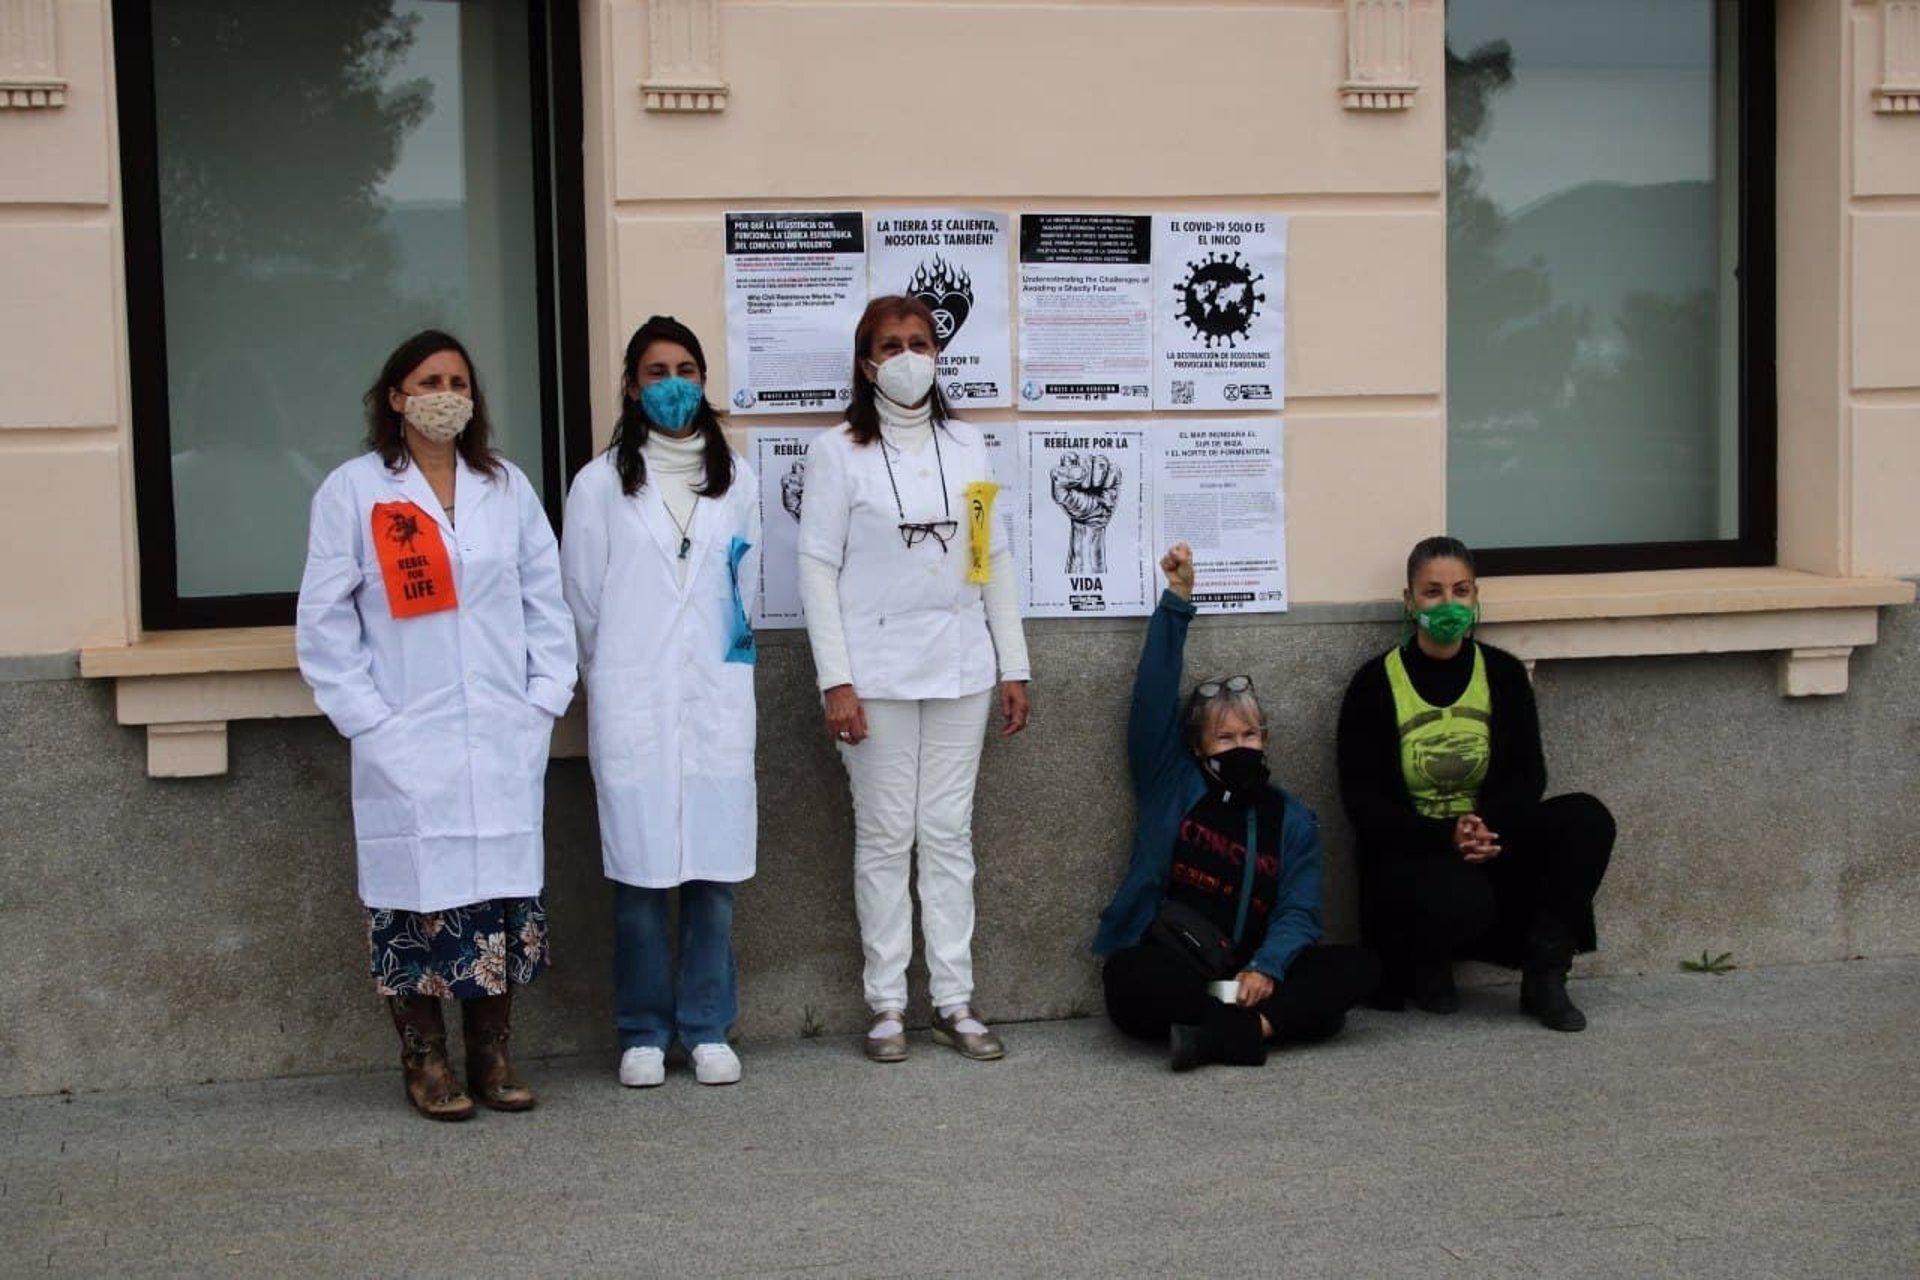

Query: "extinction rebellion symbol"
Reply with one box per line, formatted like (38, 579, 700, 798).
(1173, 251, 1266, 349)
(908, 256, 973, 350)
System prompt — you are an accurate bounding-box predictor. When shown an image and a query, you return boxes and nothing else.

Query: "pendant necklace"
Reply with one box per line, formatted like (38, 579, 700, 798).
(667, 497, 697, 559)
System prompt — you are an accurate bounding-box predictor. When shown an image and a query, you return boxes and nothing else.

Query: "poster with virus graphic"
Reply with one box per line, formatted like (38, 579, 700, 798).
(748, 427, 815, 628)
(1152, 215, 1287, 411)
(1016, 214, 1154, 412)
(724, 212, 866, 416)
(868, 210, 1012, 408)
(1149, 421, 1288, 615)
(1021, 422, 1152, 617)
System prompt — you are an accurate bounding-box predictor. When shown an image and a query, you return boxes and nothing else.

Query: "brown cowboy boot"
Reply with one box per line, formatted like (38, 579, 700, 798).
(387, 995, 475, 1122)
(462, 993, 537, 1111)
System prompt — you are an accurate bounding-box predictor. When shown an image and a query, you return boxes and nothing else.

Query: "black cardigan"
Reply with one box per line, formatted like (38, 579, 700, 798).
(1335, 639, 1546, 861)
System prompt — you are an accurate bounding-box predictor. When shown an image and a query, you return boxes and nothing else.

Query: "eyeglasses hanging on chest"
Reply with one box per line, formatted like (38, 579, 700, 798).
(881, 428, 959, 553)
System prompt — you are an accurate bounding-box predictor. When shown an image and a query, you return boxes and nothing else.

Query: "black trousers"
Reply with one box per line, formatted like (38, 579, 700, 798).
(1103, 940, 1379, 1049)
(1363, 792, 1615, 989)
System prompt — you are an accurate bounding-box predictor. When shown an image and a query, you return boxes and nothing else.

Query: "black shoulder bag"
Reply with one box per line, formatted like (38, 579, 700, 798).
(1148, 806, 1262, 979)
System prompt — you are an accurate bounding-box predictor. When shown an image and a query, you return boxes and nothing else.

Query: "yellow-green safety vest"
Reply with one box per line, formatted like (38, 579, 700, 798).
(1385, 645, 1492, 819)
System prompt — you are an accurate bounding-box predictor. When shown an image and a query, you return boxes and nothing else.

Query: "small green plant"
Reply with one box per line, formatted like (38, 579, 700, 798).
(1680, 950, 1736, 975)
(799, 1004, 826, 1038)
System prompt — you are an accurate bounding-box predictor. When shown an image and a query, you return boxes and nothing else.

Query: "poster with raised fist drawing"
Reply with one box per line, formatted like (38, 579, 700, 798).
(869, 210, 1012, 408)
(749, 427, 813, 629)
(1152, 215, 1286, 411)
(1022, 423, 1151, 618)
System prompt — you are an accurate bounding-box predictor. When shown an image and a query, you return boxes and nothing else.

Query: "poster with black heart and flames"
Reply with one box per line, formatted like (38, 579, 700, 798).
(868, 209, 1013, 409)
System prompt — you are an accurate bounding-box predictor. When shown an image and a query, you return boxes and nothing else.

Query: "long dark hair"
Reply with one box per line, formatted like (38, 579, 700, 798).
(846, 295, 951, 446)
(363, 330, 503, 478)
(609, 315, 733, 498)
(1406, 535, 1476, 585)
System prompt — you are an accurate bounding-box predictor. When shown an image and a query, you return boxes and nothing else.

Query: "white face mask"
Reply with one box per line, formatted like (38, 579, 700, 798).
(403, 390, 474, 443)
(869, 351, 937, 408)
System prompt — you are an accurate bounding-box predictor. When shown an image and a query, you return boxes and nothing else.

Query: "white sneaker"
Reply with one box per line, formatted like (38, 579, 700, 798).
(618, 1046, 666, 1088)
(691, 1042, 742, 1086)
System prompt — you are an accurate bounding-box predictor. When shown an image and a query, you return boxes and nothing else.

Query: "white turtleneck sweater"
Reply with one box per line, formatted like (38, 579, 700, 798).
(640, 427, 708, 585)
(797, 395, 1029, 691)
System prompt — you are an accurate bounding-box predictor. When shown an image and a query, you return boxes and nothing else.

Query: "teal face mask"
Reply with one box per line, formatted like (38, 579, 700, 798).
(640, 377, 704, 431)
(1414, 600, 1478, 645)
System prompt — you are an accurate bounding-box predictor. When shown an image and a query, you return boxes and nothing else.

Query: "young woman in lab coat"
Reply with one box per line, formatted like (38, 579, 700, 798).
(296, 330, 577, 1121)
(798, 295, 1031, 1063)
(561, 316, 760, 1088)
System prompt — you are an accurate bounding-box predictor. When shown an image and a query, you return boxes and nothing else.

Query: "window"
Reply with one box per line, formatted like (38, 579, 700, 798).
(115, 0, 588, 628)
(1445, 0, 1774, 573)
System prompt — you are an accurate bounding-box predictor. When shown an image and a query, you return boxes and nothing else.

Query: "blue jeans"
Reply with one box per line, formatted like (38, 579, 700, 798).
(612, 880, 738, 1050)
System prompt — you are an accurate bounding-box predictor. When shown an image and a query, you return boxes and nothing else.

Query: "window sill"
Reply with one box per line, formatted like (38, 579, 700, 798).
(78, 628, 585, 778)
(78, 568, 1916, 777)
(1476, 567, 1915, 696)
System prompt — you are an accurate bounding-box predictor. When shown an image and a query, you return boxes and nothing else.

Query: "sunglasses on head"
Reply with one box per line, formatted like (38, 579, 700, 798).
(1194, 674, 1254, 700)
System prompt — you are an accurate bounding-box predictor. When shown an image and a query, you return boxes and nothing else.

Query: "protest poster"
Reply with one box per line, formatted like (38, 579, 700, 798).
(1149, 420, 1287, 614)
(869, 209, 1012, 408)
(724, 212, 866, 415)
(1152, 214, 1286, 411)
(1022, 422, 1151, 617)
(1016, 214, 1153, 413)
(748, 427, 814, 628)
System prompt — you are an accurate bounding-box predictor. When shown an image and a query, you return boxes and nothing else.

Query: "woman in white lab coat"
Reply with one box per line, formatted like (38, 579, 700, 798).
(799, 296, 1031, 1064)
(296, 329, 576, 1122)
(561, 316, 760, 1089)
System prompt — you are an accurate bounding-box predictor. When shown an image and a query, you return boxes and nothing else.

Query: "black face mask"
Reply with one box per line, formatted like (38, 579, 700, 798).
(1206, 746, 1270, 797)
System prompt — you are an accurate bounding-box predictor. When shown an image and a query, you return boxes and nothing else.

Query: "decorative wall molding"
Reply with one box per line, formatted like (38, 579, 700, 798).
(1342, 0, 1416, 111)
(640, 0, 727, 113)
(0, 0, 67, 109)
(1877, 1, 1920, 114)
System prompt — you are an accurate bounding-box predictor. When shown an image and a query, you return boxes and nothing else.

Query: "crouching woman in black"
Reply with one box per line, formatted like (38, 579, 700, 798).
(1336, 536, 1614, 1031)
(1095, 543, 1377, 1071)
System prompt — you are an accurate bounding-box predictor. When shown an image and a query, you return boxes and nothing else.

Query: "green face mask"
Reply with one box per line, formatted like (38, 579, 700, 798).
(1413, 600, 1477, 645)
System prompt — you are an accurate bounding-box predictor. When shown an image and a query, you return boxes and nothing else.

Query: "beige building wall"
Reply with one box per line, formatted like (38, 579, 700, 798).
(0, 0, 136, 655)
(1845, 1, 1920, 575)
(1, 1, 1917, 658)
(591, 0, 1448, 605)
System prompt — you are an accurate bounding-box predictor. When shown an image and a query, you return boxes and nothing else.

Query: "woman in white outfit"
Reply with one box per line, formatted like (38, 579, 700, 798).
(798, 295, 1032, 1062)
(296, 329, 576, 1121)
(562, 316, 759, 1088)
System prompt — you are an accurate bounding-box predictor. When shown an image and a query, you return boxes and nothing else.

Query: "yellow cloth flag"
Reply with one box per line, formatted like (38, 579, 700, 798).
(965, 481, 1000, 584)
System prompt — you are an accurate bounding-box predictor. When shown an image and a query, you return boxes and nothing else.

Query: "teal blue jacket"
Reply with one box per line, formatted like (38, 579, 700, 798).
(1091, 590, 1325, 980)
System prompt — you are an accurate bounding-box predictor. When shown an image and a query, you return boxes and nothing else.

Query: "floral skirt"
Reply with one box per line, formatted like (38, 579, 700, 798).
(367, 897, 549, 999)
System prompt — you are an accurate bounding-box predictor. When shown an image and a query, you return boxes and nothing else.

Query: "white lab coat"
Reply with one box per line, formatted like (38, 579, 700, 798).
(295, 450, 577, 913)
(797, 420, 1007, 701)
(560, 451, 760, 888)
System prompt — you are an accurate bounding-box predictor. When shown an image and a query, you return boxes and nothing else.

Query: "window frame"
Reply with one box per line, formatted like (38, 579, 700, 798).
(1450, 1, 1777, 577)
(113, 0, 591, 630)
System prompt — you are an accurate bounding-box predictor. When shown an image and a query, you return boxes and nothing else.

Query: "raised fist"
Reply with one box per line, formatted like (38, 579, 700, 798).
(1049, 451, 1122, 573)
(1159, 542, 1194, 599)
(779, 459, 805, 521)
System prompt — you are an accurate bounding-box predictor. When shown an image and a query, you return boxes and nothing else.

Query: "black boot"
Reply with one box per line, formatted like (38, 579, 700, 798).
(1411, 958, 1460, 1014)
(1520, 918, 1586, 1033)
(1169, 1005, 1268, 1072)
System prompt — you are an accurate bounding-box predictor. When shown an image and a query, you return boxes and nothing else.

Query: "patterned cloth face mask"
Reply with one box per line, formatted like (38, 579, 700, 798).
(640, 376, 704, 431)
(403, 391, 474, 443)
(1414, 600, 1477, 644)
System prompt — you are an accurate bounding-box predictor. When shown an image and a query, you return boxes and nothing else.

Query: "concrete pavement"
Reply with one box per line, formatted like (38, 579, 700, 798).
(3, 958, 1916, 1278)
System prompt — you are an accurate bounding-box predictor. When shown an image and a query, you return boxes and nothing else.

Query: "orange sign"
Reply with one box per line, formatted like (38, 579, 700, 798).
(370, 501, 458, 619)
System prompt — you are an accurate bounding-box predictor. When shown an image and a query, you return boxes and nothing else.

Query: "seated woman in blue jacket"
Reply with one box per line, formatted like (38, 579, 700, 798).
(1095, 543, 1378, 1070)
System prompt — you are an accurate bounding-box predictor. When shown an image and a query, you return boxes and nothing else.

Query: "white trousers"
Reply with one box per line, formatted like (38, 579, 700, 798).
(838, 690, 992, 1012)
